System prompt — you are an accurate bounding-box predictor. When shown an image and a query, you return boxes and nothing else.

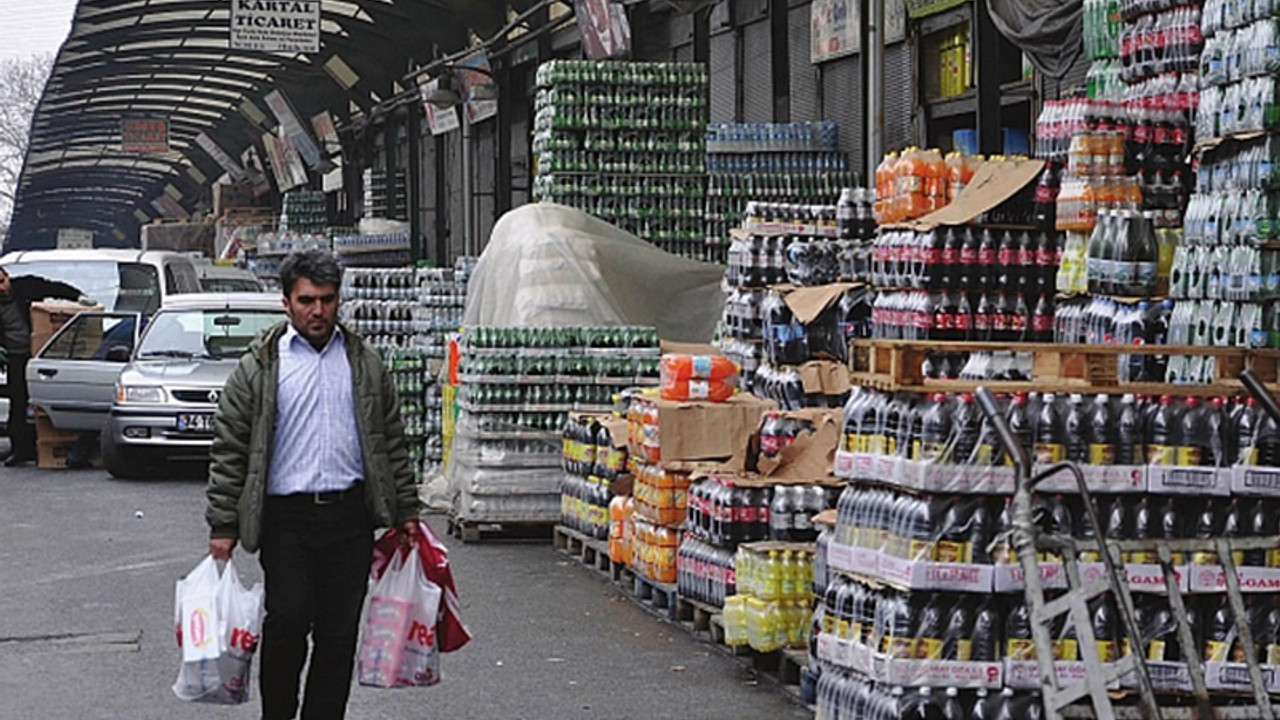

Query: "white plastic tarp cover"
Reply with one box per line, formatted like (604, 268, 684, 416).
(463, 203, 725, 343)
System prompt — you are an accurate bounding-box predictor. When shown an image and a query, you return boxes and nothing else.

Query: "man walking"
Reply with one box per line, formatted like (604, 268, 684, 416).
(0, 267, 82, 466)
(205, 249, 421, 720)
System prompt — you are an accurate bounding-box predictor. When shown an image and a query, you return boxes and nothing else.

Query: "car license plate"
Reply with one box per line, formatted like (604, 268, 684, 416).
(176, 413, 214, 433)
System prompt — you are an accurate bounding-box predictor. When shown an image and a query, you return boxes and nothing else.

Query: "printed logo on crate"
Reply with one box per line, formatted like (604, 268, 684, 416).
(877, 554, 995, 592)
(1204, 662, 1280, 693)
(1127, 661, 1194, 693)
(1123, 563, 1188, 593)
(1190, 565, 1280, 593)
(1147, 466, 1231, 496)
(1036, 464, 1147, 494)
(1232, 466, 1280, 497)
(1004, 659, 1118, 690)
(993, 561, 1068, 592)
(882, 658, 1004, 689)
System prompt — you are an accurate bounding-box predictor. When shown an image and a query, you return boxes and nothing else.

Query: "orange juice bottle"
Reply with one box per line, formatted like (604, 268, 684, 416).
(876, 151, 898, 203)
(609, 495, 627, 563)
(1079, 182, 1098, 232)
(945, 151, 965, 201)
(924, 149, 946, 207)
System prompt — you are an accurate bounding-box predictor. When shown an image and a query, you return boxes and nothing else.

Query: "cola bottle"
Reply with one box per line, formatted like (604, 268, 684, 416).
(1147, 395, 1179, 465)
(1116, 394, 1144, 465)
(1036, 393, 1065, 465)
(943, 595, 977, 660)
(1006, 601, 1035, 659)
(969, 497, 994, 564)
(1064, 394, 1088, 463)
(971, 596, 1003, 661)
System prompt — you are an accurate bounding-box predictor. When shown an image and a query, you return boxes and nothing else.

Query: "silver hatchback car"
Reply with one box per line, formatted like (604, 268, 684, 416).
(102, 293, 284, 478)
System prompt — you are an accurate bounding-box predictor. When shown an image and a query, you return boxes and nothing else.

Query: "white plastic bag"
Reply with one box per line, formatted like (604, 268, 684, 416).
(172, 556, 264, 704)
(358, 550, 443, 688)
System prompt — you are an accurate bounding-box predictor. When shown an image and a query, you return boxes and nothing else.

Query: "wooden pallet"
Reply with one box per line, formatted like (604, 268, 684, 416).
(674, 593, 719, 634)
(631, 574, 680, 621)
(552, 524, 616, 578)
(852, 340, 1280, 396)
(446, 515, 555, 544)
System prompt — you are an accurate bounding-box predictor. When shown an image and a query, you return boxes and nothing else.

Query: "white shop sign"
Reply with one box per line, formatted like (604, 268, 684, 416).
(230, 0, 321, 54)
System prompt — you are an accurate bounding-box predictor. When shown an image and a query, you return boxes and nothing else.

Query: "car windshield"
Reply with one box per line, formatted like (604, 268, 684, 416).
(7, 261, 161, 315)
(137, 309, 282, 360)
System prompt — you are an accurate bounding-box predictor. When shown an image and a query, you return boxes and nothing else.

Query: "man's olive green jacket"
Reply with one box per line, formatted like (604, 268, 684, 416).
(206, 321, 421, 552)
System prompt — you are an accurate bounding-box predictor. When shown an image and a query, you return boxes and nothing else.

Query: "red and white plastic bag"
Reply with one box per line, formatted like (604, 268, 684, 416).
(172, 555, 263, 704)
(358, 549, 443, 688)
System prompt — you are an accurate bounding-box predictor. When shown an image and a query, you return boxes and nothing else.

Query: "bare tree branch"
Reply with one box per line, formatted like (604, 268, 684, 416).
(0, 53, 53, 238)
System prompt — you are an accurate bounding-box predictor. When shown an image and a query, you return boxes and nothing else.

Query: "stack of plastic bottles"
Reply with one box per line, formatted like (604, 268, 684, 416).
(622, 392, 692, 586)
(561, 414, 627, 540)
(723, 543, 816, 652)
(704, 121, 857, 245)
(873, 148, 982, 225)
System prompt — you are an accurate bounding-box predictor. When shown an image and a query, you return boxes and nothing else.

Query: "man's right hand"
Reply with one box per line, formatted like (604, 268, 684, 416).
(209, 537, 237, 561)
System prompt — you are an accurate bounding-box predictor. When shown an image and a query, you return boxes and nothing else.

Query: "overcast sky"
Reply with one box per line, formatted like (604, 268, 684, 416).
(0, 0, 78, 62)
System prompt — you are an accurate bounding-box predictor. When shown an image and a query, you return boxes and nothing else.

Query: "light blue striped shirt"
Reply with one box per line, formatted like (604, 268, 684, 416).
(267, 325, 364, 495)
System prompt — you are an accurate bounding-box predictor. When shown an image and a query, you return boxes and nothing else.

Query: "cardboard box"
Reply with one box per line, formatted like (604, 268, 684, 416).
(35, 411, 101, 469)
(30, 301, 102, 355)
(887, 158, 1045, 232)
(647, 394, 777, 465)
(717, 407, 841, 483)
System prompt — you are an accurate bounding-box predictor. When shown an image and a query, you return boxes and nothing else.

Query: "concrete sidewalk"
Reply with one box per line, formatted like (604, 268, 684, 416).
(0, 456, 810, 720)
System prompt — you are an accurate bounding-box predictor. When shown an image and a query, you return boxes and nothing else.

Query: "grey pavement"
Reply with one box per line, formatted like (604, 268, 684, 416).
(0, 444, 811, 720)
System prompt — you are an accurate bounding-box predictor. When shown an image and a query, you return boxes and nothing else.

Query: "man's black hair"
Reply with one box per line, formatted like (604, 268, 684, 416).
(279, 249, 343, 297)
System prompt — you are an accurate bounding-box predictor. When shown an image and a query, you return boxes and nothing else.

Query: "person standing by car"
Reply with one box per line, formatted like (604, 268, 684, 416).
(204, 249, 421, 720)
(0, 266, 83, 466)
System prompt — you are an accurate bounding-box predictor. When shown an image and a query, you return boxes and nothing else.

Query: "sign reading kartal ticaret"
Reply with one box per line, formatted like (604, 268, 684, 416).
(230, 1, 321, 54)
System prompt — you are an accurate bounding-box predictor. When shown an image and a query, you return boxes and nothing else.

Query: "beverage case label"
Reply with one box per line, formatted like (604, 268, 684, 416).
(882, 658, 1004, 689)
(993, 561, 1067, 592)
(1190, 564, 1280, 593)
(1004, 659, 1115, 690)
(1036, 464, 1146, 493)
(1204, 662, 1280, 693)
(1126, 661, 1194, 693)
(1231, 465, 1280, 497)
(1147, 465, 1231, 496)
(1122, 564, 1187, 593)
(833, 450, 860, 479)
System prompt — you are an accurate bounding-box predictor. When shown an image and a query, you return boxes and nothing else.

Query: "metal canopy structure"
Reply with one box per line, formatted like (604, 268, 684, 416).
(7, 0, 540, 249)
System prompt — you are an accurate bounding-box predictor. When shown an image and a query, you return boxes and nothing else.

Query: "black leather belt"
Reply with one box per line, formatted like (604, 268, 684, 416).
(274, 483, 363, 506)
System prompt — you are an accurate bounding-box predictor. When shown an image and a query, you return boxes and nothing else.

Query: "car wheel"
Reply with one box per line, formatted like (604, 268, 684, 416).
(101, 433, 150, 480)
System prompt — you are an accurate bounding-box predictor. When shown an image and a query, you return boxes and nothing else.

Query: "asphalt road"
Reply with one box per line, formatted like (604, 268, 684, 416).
(0, 443, 811, 720)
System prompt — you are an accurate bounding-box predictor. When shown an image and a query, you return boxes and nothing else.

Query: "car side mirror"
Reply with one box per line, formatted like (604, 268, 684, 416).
(105, 345, 131, 363)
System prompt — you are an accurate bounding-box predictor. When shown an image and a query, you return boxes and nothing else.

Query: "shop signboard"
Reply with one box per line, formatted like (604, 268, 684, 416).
(56, 229, 93, 250)
(229, 0, 321, 54)
(811, 0, 860, 62)
(121, 118, 170, 153)
(195, 132, 246, 182)
(420, 79, 460, 135)
(575, 0, 632, 60)
(310, 110, 340, 154)
(241, 146, 272, 198)
(264, 89, 323, 168)
(262, 131, 305, 192)
(458, 53, 498, 124)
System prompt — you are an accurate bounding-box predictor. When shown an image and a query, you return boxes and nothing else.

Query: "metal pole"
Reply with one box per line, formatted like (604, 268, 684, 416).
(867, 0, 885, 182)
(461, 106, 474, 258)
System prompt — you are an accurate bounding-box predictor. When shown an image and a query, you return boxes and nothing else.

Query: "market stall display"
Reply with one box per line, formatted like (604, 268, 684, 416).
(705, 122, 858, 246)
(531, 60, 712, 261)
(448, 326, 659, 529)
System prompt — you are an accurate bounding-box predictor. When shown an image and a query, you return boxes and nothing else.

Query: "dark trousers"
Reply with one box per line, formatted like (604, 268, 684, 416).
(5, 353, 32, 458)
(259, 487, 373, 720)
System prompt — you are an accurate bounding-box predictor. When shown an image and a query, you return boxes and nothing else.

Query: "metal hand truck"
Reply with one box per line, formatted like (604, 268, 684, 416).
(973, 372, 1280, 720)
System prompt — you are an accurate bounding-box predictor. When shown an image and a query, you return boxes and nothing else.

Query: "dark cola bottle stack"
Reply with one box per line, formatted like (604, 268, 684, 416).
(870, 224, 1060, 341)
